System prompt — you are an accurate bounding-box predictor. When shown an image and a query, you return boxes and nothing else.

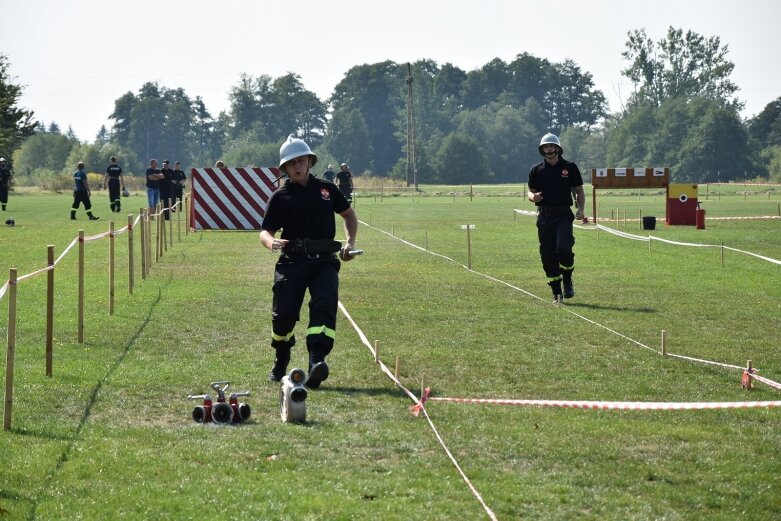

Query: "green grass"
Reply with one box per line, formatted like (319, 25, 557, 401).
(1, 190, 780, 520)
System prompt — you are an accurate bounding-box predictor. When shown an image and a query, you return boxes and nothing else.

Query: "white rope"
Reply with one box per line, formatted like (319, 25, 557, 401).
(338, 301, 498, 521)
(360, 220, 780, 387)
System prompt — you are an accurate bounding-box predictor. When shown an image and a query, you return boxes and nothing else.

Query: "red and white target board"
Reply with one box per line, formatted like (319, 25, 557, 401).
(190, 167, 280, 230)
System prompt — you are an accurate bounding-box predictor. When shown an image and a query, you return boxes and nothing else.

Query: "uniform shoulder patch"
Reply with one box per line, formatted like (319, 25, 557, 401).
(320, 187, 331, 201)
(561, 169, 569, 178)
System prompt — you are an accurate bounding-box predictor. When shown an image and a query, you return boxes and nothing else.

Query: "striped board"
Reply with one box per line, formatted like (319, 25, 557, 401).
(190, 167, 281, 230)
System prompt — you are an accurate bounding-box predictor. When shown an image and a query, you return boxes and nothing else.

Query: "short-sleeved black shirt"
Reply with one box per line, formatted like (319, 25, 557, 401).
(527, 158, 583, 207)
(262, 175, 350, 241)
(336, 170, 352, 190)
(145, 168, 161, 189)
(0, 167, 11, 187)
(159, 167, 174, 194)
(106, 164, 122, 183)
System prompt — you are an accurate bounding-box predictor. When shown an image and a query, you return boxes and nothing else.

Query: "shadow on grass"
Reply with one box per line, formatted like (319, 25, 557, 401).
(316, 385, 408, 398)
(563, 302, 657, 313)
(29, 281, 169, 520)
(10, 427, 76, 442)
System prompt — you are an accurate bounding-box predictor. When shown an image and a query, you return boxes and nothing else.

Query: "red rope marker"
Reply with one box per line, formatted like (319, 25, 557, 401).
(420, 394, 781, 411)
(410, 387, 432, 417)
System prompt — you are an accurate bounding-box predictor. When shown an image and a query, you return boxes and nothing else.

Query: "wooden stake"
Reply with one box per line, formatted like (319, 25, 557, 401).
(46, 246, 54, 377)
(394, 356, 400, 386)
(4, 269, 17, 431)
(168, 199, 173, 248)
(155, 203, 161, 262)
(140, 209, 146, 280)
(421, 373, 426, 398)
(78, 230, 85, 343)
(185, 193, 190, 235)
(721, 242, 724, 267)
(109, 221, 115, 316)
(660, 330, 667, 356)
(374, 340, 380, 364)
(128, 214, 135, 294)
(466, 225, 472, 270)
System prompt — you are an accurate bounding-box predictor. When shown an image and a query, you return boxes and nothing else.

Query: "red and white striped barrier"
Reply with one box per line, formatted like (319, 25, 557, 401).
(190, 167, 280, 230)
(413, 388, 781, 413)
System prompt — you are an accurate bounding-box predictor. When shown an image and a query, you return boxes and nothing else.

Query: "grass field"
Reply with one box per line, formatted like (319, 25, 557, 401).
(1, 189, 780, 520)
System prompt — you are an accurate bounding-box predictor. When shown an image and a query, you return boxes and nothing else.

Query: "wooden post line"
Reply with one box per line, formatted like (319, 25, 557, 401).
(78, 230, 85, 344)
(4, 269, 17, 431)
(461, 224, 475, 270)
(46, 246, 54, 377)
(128, 214, 135, 294)
(109, 221, 115, 316)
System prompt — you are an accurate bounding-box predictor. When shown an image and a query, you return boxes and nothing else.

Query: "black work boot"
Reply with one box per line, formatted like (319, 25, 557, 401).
(548, 279, 563, 304)
(110, 202, 116, 212)
(268, 348, 291, 383)
(87, 212, 99, 220)
(70, 210, 77, 220)
(306, 361, 329, 389)
(562, 272, 575, 299)
(306, 350, 329, 389)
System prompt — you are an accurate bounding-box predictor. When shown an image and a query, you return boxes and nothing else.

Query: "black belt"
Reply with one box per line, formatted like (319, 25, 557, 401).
(537, 206, 570, 217)
(283, 238, 342, 254)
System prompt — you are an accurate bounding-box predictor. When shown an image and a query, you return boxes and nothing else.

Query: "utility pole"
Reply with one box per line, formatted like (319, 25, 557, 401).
(406, 63, 417, 189)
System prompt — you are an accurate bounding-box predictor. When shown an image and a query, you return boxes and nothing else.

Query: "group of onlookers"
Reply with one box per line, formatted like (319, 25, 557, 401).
(67, 156, 187, 220)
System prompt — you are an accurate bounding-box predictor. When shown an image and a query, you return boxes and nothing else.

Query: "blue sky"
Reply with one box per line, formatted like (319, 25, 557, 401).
(2, 0, 779, 141)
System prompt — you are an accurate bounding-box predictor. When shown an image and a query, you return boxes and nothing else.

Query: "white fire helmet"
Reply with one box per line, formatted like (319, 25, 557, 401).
(279, 135, 317, 169)
(538, 133, 562, 156)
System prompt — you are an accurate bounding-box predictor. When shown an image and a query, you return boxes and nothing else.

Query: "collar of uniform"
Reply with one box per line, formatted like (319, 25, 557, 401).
(284, 174, 317, 190)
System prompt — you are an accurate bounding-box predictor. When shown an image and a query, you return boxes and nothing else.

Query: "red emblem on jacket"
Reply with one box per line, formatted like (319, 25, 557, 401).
(561, 169, 569, 178)
(320, 188, 331, 200)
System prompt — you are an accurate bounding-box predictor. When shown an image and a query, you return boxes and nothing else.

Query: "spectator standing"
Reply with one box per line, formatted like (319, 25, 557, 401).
(172, 161, 186, 210)
(103, 156, 125, 213)
(70, 161, 99, 220)
(145, 159, 164, 213)
(159, 159, 174, 220)
(0, 157, 12, 211)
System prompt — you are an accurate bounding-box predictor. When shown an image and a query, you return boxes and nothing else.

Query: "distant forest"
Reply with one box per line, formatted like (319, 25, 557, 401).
(3, 27, 781, 185)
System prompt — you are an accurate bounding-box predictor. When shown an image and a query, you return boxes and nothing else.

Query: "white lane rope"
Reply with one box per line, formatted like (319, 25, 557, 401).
(338, 301, 499, 521)
(359, 219, 781, 389)
(3, 215, 144, 288)
(522, 211, 781, 267)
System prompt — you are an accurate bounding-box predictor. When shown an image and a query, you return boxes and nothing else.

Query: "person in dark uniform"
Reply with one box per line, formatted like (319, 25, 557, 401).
(322, 164, 335, 182)
(527, 133, 585, 303)
(336, 163, 353, 202)
(159, 159, 174, 220)
(103, 156, 126, 213)
(172, 161, 186, 210)
(71, 161, 99, 220)
(260, 135, 359, 389)
(0, 157, 12, 211)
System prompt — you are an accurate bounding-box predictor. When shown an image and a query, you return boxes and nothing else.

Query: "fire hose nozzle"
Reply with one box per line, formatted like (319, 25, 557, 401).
(348, 249, 364, 256)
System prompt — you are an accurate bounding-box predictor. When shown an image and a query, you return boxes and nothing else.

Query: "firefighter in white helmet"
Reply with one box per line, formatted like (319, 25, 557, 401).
(527, 133, 585, 303)
(259, 135, 359, 388)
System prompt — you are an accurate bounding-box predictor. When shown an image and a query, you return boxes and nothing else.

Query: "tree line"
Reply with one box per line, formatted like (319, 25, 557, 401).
(2, 27, 781, 185)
